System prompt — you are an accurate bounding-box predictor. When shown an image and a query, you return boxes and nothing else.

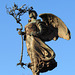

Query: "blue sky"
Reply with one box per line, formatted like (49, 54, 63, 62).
(0, 0, 74, 75)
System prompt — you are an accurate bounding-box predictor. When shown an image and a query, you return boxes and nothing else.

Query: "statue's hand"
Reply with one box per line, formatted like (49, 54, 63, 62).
(18, 30, 22, 35)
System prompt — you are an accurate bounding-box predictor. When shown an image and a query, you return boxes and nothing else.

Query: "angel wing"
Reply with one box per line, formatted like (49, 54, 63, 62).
(39, 13, 71, 41)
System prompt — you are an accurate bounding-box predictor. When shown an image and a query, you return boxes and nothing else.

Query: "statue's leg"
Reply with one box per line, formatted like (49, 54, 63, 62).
(33, 72, 39, 75)
(26, 37, 40, 75)
(27, 48, 39, 75)
(31, 52, 39, 75)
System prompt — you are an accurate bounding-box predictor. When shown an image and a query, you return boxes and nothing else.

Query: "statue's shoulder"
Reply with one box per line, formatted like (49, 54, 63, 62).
(36, 19, 46, 27)
(25, 19, 45, 28)
(36, 19, 41, 22)
(25, 21, 36, 28)
(36, 19, 45, 25)
(25, 23, 31, 28)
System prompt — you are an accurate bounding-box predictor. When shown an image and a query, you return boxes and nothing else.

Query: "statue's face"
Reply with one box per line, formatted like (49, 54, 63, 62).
(29, 12, 33, 18)
(29, 12, 37, 19)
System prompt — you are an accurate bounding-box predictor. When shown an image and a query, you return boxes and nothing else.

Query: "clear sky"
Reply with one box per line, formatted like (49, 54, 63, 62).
(0, 0, 74, 75)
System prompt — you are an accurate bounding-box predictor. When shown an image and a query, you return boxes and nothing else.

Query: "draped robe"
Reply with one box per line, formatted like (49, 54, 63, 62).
(25, 20, 57, 73)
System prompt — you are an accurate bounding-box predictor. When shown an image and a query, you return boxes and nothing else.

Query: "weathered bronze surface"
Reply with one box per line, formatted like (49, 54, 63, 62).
(7, 4, 71, 75)
(20, 11, 71, 75)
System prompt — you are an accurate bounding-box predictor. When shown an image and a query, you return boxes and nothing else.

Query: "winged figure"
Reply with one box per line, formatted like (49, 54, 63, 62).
(18, 10, 71, 75)
(7, 3, 71, 75)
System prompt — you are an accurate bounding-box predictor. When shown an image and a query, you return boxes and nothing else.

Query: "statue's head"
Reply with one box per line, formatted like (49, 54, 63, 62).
(29, 10, 37, 19)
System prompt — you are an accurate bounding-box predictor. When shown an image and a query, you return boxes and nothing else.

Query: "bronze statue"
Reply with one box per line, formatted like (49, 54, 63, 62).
(18, 10, 71, 75)
(6, 3, 71, 75)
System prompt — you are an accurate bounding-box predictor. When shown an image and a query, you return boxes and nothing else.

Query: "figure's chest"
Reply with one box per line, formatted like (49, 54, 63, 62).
(26, 22, 37, 29)
(25, 22, 38, 34)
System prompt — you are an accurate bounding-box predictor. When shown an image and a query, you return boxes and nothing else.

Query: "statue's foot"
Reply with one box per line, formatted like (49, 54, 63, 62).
(33, 72, 39, 75)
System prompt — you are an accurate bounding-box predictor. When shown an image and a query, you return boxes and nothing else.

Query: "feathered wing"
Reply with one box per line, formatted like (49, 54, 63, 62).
(39, 13, 71, 41)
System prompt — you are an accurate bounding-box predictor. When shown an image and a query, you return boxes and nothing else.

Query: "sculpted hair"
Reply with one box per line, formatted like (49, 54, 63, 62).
(29, 10, 37, 19)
